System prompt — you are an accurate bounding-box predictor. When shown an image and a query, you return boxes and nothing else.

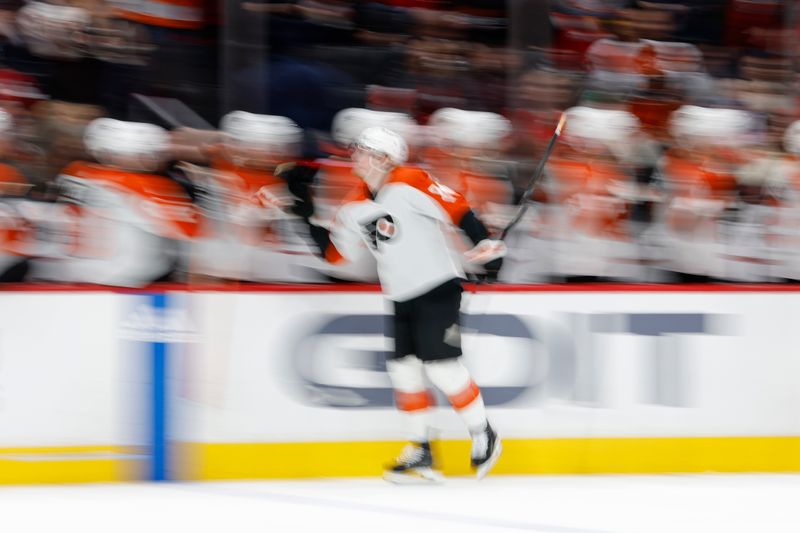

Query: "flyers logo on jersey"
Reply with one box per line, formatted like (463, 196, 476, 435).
(363, 214, 397, 249)
(376, 215, 396, 241)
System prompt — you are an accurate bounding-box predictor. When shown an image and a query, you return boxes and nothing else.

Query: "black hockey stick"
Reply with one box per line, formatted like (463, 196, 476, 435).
(465, 112, 566, 289)
(499, 112, 566, 241)
(463, 114, 567, 330)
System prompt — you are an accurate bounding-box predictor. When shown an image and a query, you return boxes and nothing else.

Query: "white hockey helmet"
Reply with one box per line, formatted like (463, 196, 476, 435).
(564, 106, 640, 143)
(669, 105, 753, 147)
(332, 108, 417, 148)
(428, 108, 512, 149)
(84, 118, 169, 171)
(353, 126, 409, 166)
(220, 111, 302, 155)
(783, 120, 800, 155)
(562, 107, 640, 159)
(669, 105, 705, 141)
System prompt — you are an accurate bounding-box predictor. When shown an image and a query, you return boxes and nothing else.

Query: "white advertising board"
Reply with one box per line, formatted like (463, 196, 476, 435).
(173, 289, 800, 443)
(0, 293, 128, 447)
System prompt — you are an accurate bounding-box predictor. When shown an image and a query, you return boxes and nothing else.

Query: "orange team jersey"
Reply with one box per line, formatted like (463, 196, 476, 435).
(328, 166, 472, 302)
(59, 162, 201, 241)
(212, 158, 284, 195)
(314, 158, 362, 205)
(209, 158, 289, 245)
(660, 150, 737, 199)
(659, 150, 737, 232)
(421, 149, 512, 212)
(459, 170, 512, 212)
(0, 164, 31, 255)
(0, 163, 25, 194)
(547, 157, 630, 240)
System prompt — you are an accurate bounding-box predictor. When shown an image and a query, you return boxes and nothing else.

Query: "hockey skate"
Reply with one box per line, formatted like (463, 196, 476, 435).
(471, 423, 502, 480)
(383, 442, 444, 484)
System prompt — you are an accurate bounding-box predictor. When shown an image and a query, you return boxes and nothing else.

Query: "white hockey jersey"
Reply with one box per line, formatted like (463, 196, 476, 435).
(327, 166, 471, 301)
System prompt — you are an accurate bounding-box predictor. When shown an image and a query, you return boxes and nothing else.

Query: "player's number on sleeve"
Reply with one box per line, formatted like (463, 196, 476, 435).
(428, 183, 457, 203)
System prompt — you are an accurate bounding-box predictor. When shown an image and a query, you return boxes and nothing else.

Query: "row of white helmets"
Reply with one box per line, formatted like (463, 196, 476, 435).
(332, 107, 514, 162)
(563, 106, 762, 148)
(76, 106, 800, 171)
(81, 108, 516, 169)
(326, 107, 800, 157)
(83, 112, 306, 170)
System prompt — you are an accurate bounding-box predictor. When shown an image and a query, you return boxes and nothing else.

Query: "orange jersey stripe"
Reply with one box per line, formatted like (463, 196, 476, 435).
(395, 390, 435, 412)
(448, 380, 480, 410)
(324, 242, 346, 265)
(60, 161, 200, 239)
(0, 163, 25, 187)
(387, 166, 471, 225)
(341, 181, 373, 204)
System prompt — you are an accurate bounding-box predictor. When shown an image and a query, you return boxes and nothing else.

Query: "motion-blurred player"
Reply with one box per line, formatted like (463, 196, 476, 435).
(265, 125, 505, 483)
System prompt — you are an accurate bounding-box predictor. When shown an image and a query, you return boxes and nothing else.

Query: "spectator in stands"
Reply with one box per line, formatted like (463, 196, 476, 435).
(116, 0, 219, 121)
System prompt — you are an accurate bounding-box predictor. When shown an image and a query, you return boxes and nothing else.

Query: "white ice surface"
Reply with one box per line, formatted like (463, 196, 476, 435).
(2, 474, 800, 533)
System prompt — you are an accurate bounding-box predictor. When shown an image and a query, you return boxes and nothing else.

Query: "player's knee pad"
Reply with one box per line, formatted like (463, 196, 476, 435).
(386, 355, 426, 392)
(423, 358, 473, 396)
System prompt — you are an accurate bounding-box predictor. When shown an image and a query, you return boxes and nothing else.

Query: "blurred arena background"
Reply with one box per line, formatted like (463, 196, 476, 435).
(0, 0, 795, 284)
(3, 5, 800, 531)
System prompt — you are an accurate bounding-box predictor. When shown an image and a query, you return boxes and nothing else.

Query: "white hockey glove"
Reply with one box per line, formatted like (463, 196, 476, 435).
(252, 185, 292, 220)
(465, 239, 506, 282)
(464, 239, 507, 266)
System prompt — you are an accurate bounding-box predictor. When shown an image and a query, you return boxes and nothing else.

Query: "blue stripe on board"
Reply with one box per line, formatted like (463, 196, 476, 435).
(151, 293, 168, 481)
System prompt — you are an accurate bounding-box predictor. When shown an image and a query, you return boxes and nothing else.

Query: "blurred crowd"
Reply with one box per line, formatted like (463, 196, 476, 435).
(0, 0, 797, 285)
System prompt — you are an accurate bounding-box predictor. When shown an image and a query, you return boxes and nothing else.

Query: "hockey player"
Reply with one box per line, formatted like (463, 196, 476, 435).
(183, 111, 328, 282)
(424, 107, 514, 215)
(38, 118, 200, 286)
(321, 107, 419, 207)
(300, 107, 419, 282)
(271, 125, 505, 483)
(657, 105, 749, 280)
(0, 109, 34, 281)
(755, 120, 800, 281)
(545, 106, 645, 281)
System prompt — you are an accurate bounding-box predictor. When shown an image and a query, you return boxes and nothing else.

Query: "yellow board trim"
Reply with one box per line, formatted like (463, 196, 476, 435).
(6, 437, 800, 484)
(0, 445, 142, 484)
(179, 437, 800, 480)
